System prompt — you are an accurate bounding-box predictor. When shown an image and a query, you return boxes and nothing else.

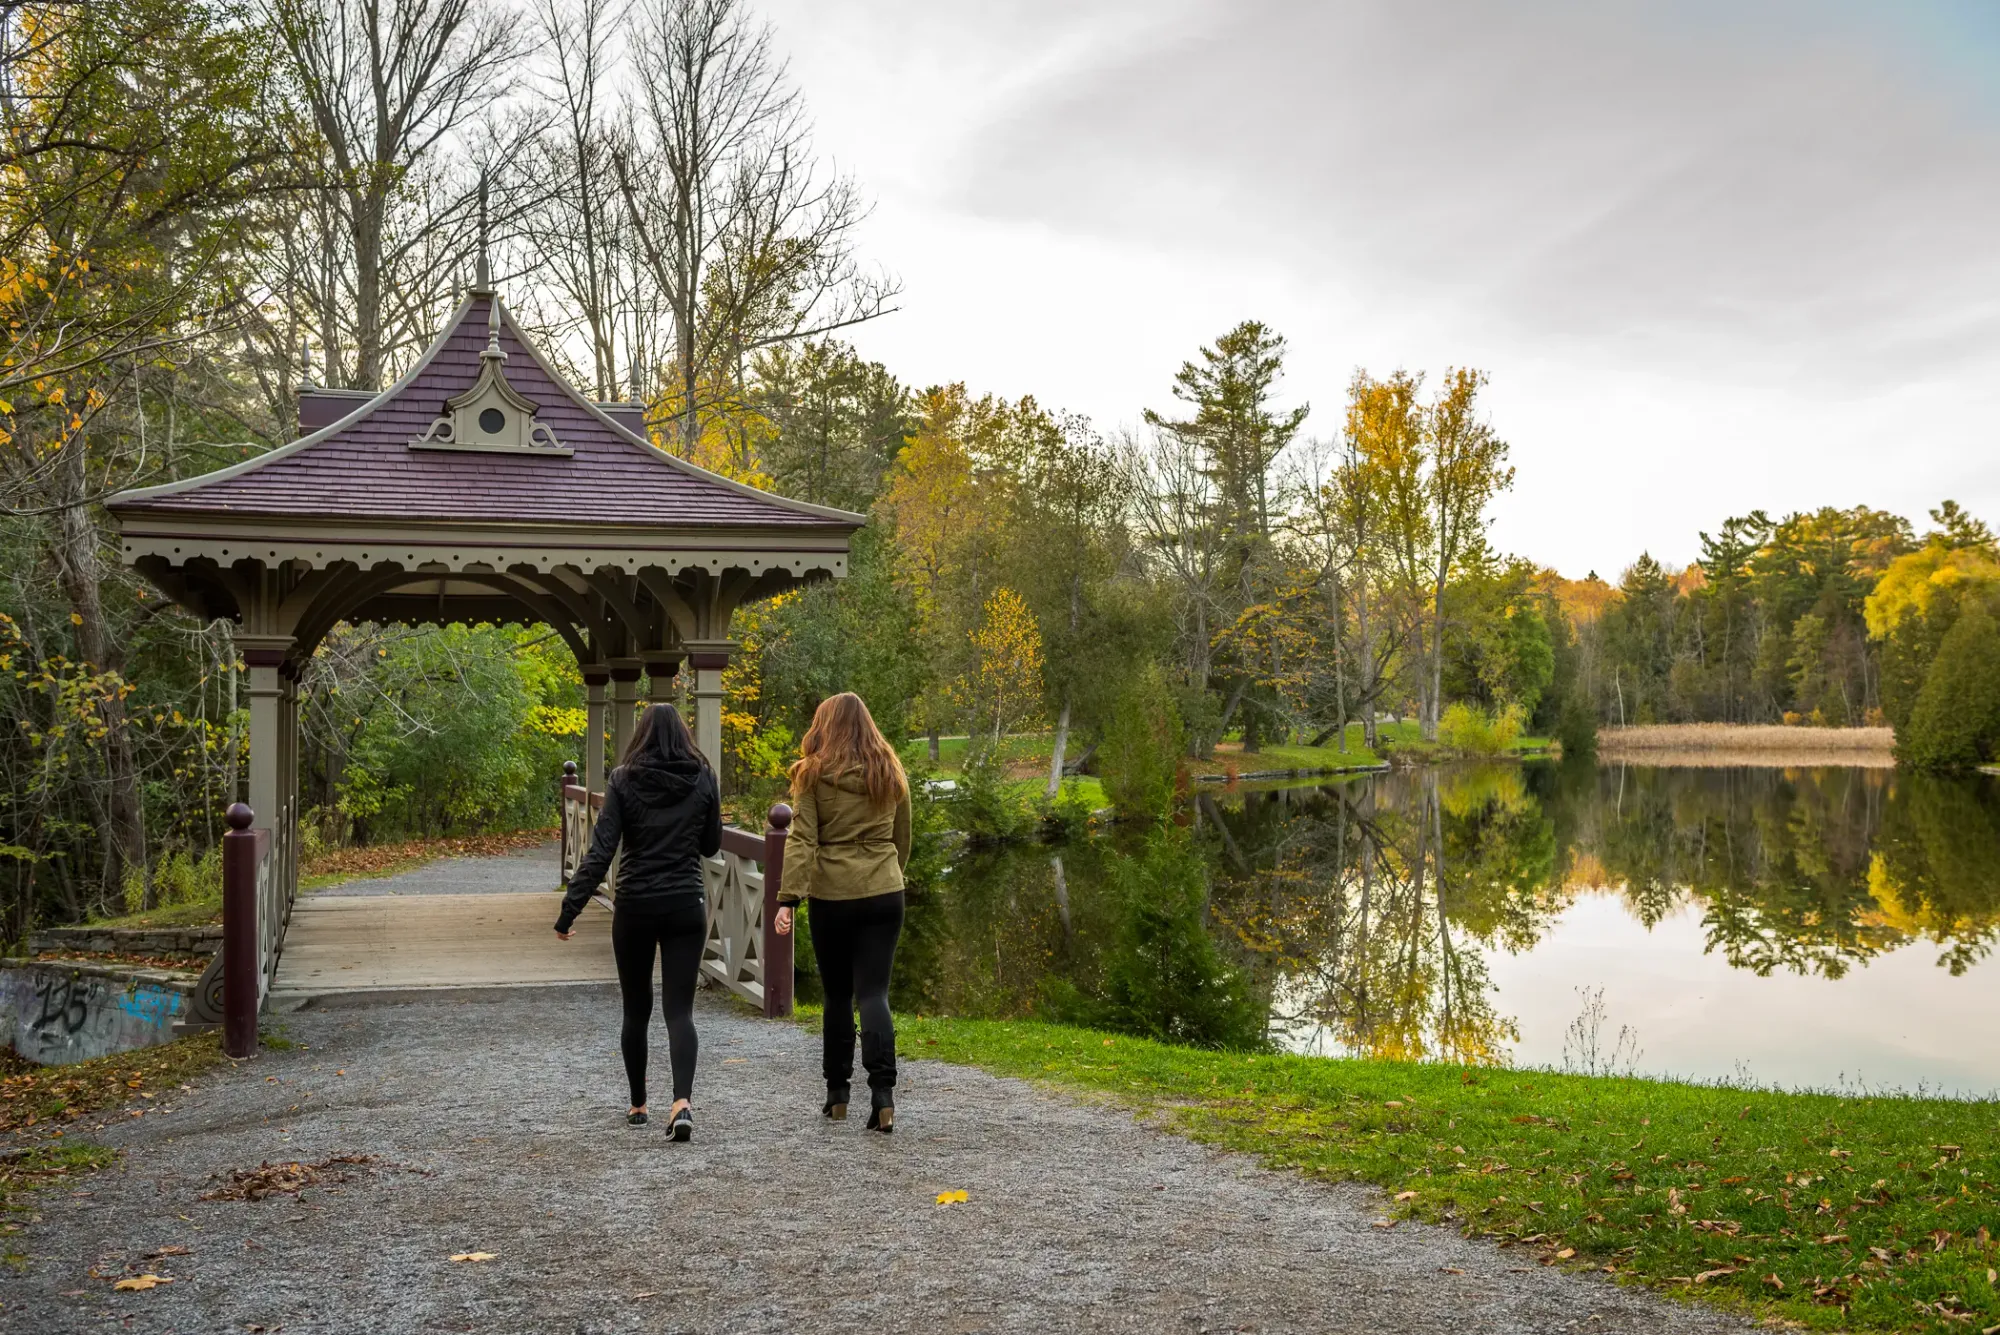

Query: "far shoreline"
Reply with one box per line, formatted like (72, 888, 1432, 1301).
(1595, 723, 1896, 768)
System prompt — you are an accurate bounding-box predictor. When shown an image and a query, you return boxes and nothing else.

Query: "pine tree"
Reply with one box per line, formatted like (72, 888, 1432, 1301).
(1900, 604, 2000, 772)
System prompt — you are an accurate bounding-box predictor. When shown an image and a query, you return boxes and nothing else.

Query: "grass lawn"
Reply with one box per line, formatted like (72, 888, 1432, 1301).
(898, 1015, 1999, 1334)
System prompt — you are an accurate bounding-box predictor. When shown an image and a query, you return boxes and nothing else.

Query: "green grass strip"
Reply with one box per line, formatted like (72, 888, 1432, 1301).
(897, 1015, 1999, 1334)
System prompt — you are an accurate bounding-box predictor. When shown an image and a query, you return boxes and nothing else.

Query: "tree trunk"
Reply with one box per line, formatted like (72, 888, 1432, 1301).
(50, 462, 147, 909)
(1424, 574, 1446, 742)
(927, 727, 940, 765)
(350, 185, 386, 390)
(1357, 580, 1378, 749)
(1045, 695, 1071, 799)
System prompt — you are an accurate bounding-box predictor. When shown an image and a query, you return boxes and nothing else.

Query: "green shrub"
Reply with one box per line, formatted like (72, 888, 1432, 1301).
(1046, 827, 1266, 1050)
(1555, 689, 1598, 760)
(1040, 778, 1098, 838)
(1439, 702, 1525, 757)
(1101, 664, 1185, 821)
(953, 745, 1033, 842)
(1900, 603, 2000, 772)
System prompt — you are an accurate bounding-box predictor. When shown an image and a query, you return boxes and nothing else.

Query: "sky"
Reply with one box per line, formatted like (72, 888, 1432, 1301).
(749, 0, 2000, 578)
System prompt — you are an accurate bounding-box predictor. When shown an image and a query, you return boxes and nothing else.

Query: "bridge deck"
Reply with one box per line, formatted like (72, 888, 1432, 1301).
(270, 845, 614, 1002)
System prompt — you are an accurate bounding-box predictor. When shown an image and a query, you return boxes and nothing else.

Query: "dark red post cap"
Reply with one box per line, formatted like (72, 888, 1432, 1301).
(226, 803, 255, 831)
(767, 802, 793, 832)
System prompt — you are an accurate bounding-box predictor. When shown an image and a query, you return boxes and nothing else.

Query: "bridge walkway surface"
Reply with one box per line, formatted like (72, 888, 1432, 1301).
(269, 841, 617, 1004)
(7, 854, 1754, 1335)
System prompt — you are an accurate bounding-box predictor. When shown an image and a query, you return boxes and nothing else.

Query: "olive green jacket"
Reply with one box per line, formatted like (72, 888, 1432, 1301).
(778, 770, 911, 905)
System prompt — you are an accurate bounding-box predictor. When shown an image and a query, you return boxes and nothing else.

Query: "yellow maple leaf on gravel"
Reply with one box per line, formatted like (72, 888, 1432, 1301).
(935, 1189, 969, 1207)
(113, 1275, 167, 1291)
(450, 1252, 498, 1263)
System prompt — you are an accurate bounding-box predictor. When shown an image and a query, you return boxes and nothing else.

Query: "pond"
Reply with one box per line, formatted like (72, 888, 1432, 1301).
(809, 763, 2000, 1096)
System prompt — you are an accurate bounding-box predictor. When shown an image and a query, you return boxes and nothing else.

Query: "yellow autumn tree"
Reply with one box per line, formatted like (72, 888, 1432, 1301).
(879, 387, 989, 753)
(955, 587, 1044, 744)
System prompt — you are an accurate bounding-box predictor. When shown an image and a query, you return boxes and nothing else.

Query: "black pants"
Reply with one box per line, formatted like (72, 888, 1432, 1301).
(809, 892, 903, 1094)
(611, 899, 707, 1106)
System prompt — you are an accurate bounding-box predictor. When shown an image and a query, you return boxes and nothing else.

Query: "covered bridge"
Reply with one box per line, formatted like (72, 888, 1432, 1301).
(105, 285, 861, 1039)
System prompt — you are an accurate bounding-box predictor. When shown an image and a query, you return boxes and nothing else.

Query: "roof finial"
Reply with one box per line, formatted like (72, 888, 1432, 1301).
(299, 333, 316, 390)
(474, 169, 491, 292)
(484, 285, 506, 364)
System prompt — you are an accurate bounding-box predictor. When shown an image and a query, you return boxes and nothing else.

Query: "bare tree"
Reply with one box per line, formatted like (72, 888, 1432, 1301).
(1122, 425, 1228, 756)
(266, 0, 522, 389)
(613, 0, 896, 454)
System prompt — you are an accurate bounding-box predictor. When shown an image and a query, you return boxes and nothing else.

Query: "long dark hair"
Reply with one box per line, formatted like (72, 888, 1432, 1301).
(618, 702, 707, 773)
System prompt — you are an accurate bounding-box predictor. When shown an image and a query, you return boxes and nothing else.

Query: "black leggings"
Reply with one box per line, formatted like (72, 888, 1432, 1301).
(611, 900, 707, 1106)
(809, 892, 903, 1094)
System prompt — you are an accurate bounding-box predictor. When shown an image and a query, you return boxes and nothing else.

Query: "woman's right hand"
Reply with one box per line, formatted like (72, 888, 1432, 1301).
(774, 905, 793, 936)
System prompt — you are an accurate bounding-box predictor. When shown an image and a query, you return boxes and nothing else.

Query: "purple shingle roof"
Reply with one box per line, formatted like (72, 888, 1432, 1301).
(111, 296, 858, 532)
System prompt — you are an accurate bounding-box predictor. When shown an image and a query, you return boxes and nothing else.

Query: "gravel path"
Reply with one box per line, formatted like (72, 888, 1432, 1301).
(313, 843, 559, 897)
(8, 989, 1754, 1334)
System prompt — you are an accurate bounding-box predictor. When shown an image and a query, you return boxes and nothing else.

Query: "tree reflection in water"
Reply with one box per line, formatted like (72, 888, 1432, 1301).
(865, 763, 2000, 1061)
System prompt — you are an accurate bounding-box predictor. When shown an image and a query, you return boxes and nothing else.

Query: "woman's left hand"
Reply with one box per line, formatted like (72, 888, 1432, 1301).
(774, 905, 793, 936)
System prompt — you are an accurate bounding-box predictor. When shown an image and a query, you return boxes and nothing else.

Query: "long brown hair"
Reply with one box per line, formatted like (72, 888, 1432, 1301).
(789, 692, 906, 807)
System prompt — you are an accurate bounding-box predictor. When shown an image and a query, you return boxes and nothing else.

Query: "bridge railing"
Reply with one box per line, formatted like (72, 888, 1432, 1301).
(560, 777, 794, 1018)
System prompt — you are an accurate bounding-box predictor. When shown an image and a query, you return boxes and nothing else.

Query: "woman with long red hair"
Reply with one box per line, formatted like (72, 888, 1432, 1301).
(774, 692, 912, 1132)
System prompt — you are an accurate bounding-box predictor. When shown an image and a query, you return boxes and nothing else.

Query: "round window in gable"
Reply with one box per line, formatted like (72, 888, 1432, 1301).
(479, 407, 506, 435)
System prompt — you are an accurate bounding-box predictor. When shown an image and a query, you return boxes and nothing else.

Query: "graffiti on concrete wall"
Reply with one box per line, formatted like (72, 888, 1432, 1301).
(0, 964, 189, 1065)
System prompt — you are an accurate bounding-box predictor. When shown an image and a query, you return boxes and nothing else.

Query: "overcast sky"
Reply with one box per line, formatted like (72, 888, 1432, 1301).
(753, 0, 2000, 577)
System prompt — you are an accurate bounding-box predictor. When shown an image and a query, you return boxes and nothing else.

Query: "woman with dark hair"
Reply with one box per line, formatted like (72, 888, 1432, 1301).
(773, 692, 912, 1132)
(556, 702, 721, 1142)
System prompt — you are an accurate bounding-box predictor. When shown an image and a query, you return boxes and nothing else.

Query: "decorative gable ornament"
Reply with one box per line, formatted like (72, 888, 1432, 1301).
(409, 297, 570, 456)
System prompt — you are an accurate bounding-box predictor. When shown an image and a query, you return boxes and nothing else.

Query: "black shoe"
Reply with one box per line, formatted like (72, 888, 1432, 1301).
(668, 1104, 693, 1142)
(824, 1082, 850, 1121)
(627, 1109, 648, 1126)
(865, 1089, 894, 1135)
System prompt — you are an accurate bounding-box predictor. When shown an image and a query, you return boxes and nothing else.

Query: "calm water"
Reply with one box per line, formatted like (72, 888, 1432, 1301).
(835, 763, 2000, 1094)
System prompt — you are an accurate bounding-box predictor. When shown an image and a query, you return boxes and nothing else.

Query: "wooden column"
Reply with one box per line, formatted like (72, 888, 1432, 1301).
(685, 642, 734, 774)
(236, 638, 290, 838)
(582, 668, 609, 792)
(642, 653, 682, 713)
(609, 662, 641, 770)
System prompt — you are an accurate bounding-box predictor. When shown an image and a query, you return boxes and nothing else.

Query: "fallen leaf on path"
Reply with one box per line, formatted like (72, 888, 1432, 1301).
(1555, 1249, 1576, 1260)
(632, 1292, 658, 1300)
(934, 1190, 968, 1207)
(1762, 1274, 1784, 1291)
(1371, 1219, 1395, 1229)
(1394, 1191, 1418, 1202)
(1692, 1268, 1737, 1284)
(450, 1252, 497, 1263)
(202, 1155, 378, 1202)
(113, 1274, 168, 1291)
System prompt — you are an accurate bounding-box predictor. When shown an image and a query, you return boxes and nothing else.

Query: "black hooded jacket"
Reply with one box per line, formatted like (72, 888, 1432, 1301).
(556, 745, 722, 932)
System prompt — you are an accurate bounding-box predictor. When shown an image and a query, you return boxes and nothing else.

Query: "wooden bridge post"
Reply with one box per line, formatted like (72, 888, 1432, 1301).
(558, 760, 577, 867)
(763, 803, 793, 1018)
(222, 803, 259, 1058)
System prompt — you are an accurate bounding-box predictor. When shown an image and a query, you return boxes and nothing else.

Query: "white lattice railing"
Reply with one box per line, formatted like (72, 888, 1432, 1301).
(561, 780, 793, 1017)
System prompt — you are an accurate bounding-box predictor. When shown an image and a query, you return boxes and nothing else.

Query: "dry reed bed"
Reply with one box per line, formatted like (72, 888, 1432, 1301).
(1597, 724, 1896, 768)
